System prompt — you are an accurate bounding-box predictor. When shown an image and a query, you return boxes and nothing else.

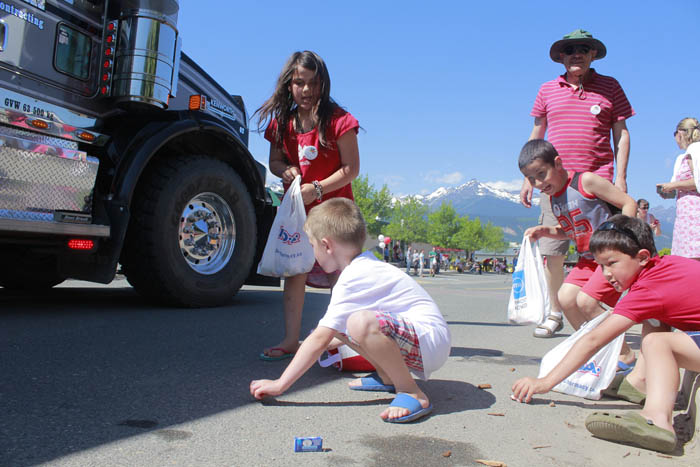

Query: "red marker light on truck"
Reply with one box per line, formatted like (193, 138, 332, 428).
(29, 119, 49, 129)
(76, 131, 96, 142)
(68, 239, 94, 250)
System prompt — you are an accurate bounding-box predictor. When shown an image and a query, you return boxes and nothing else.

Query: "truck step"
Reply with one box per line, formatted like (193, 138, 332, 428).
(0, 217, 109, 237)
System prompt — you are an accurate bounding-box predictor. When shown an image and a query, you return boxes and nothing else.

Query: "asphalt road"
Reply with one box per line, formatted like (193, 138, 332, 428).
(1, 270, 698, 466)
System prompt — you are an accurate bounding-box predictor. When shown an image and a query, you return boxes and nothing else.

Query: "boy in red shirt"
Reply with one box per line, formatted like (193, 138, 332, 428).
(512, 214, 700, 452)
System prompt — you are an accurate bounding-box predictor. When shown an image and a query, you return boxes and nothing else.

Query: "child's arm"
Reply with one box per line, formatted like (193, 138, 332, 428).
(511, 314, 635, 403)
(524, 225, 568, 241)
(250, 326, 336, 399)
(300, 131, 360, 204)
(269, 144, 300, 184)
(580, 172, 636, 216)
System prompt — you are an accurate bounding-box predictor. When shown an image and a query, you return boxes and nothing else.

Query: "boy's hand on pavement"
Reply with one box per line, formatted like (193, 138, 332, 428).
(511, 376, 549, 403)
(250, 379, 283, 400)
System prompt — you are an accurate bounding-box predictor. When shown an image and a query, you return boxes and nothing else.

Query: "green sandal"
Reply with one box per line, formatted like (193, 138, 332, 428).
(602, 376, 646, 405)
(585, 411, 676, 453)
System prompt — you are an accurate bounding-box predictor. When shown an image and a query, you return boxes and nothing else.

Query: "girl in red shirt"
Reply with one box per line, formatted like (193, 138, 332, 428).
(255, 51, 360, 361)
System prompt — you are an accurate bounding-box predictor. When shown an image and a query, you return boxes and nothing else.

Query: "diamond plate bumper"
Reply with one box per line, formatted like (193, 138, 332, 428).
(0, 128, 99, 223)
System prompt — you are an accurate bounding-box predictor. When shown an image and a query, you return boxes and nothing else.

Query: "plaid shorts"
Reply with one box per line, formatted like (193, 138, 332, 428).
(375, 311, 424, 373)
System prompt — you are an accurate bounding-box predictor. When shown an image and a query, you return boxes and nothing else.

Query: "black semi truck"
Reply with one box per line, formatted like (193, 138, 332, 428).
(0, 0, 277, 306)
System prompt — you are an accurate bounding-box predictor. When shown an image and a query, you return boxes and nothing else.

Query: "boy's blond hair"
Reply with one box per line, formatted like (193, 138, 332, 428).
(304, 198, 367, 250)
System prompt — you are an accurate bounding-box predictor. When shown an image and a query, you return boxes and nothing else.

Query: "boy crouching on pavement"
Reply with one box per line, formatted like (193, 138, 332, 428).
(519, 139, 637, 369)
(250, 198, 451, 423)
(512, 215, 700, 453)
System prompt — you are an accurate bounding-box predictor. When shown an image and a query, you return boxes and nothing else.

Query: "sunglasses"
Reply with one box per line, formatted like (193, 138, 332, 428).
(597, 221, 640, 247)
(563, 44, 592, 55)
(638, 205, 649, 209)
(674, 128, 686, 137)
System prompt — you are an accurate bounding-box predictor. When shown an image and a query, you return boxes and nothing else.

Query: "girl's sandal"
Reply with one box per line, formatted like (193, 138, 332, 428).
(533, 314, 564, 338)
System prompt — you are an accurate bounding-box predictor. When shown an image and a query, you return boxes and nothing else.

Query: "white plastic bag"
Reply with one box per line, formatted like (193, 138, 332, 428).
(256, 176, 315, 277)
(507, 237, 549, 325)
(538, 310, 624, 400)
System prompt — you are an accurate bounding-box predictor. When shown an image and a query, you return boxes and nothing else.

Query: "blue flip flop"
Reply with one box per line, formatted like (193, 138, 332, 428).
(383, 393, 433, 423)
(616, 360, 636, 375)
(349, 372, 396, 392)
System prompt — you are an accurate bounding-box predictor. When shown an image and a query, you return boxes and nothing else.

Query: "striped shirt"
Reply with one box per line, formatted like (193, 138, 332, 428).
(531, 69, 634, 181)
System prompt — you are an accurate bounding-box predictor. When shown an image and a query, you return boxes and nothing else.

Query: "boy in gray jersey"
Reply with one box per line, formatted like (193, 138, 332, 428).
(519, 140, 637, 364)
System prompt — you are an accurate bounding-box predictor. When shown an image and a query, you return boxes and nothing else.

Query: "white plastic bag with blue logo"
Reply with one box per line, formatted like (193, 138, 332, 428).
(507, 236, 549, 325)
(257, 175, 315, 277)
(538, 310, 624, 400)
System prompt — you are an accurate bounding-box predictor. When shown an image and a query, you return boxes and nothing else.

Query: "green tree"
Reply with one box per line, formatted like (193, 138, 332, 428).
(658, 247, 671, 257)
(481, 221, 507, 252)
(453, 216, 483, 256)
(385, 196, 428, 244)
(427, 202, 461, 248)
(352, 174, 393, 237)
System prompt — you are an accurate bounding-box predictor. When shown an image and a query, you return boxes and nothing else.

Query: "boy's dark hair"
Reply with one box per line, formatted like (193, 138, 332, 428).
(518, 139, 558, 170)
(589, 214, 657, 257)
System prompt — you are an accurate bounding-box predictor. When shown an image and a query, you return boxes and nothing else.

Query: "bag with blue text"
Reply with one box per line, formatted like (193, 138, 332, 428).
(257, 175, 315, 277)
(538, 310, 624, 400)
(507, 236, 549, 325)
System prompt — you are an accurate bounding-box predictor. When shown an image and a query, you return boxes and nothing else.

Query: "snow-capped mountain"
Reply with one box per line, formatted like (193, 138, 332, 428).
(408, 179, 534, 206)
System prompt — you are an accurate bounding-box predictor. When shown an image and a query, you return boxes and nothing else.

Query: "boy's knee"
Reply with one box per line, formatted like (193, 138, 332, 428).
(346, 311, 379, 341)
(641, 331, 666, 353)
(576, 291, 601, 318)
(557, 287, 577, 313)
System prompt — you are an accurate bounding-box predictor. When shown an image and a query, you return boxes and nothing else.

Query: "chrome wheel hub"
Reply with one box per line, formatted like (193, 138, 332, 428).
(179, 192, 235, 274)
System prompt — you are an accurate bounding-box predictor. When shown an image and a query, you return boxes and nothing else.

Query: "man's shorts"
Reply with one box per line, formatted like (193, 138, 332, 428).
(374, 311, 424, 373)
(565, 258, 622, 308)
(538, 192, 570, 256)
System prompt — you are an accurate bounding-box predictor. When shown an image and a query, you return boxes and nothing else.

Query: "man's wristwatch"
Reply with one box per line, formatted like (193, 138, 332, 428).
(312, 180, 323, 201)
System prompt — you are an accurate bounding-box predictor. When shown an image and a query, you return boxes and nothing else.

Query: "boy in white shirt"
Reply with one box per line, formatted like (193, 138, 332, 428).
(250, 198, 451, 423)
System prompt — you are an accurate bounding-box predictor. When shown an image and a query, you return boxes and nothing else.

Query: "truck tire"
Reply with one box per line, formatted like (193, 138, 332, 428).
(121, 156, 257, 307)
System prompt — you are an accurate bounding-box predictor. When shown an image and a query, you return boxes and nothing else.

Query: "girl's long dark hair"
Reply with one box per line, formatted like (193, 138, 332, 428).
(254, 51, 337, 148)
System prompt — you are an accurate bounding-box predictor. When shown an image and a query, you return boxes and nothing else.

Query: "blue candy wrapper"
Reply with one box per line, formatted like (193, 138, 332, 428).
(294, 436, 323, 452)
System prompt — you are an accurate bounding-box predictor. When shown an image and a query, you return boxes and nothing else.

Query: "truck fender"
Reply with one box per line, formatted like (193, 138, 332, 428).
(110, 116, 266, 210)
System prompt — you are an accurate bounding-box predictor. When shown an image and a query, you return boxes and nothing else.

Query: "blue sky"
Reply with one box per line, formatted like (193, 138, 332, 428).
(178, 1, 699, 209)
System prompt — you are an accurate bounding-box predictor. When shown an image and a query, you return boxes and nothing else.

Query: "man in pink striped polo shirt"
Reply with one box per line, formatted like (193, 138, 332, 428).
(520, 29, 635, 340)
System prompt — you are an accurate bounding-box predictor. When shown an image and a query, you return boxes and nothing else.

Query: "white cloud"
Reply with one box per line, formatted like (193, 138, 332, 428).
(424, 171, 464, 185)
(484, 179, 523, 192)
(383, 175, 405, 189)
